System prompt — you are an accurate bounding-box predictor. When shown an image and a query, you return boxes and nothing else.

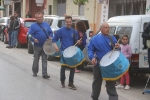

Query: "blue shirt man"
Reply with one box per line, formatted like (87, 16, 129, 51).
(28, 12, 53, 79)
(52, 15, 78, 90)
(88, 22, 119, 100)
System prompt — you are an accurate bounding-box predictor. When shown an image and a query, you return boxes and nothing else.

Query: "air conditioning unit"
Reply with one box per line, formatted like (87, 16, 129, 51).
(98, 0, 105, 4)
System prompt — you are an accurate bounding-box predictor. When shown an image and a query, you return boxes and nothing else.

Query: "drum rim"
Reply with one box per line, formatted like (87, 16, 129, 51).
(100, 50, 120, 66)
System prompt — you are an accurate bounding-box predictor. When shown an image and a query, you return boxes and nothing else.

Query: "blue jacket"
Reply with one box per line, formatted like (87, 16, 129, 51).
(88, 33, 117, 61)
(28, 22, 53, 47)
(52, 27, 78, 51)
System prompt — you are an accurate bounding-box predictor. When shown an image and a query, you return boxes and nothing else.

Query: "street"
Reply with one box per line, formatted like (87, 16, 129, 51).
(0, 41, 150, 100)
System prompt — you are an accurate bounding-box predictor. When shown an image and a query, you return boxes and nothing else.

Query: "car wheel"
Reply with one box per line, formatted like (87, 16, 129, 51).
(16, 38, 22, 48)
(28, 39, 33, 54)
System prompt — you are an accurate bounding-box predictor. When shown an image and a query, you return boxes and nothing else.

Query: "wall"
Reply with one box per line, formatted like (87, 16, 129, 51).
(46, 0, 57, 15)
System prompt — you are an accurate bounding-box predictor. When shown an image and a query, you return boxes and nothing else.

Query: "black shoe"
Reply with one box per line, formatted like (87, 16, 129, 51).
(61, 81, 65, 88)
(68, 82, 77, 90)
(33, 73, 37, 76)
(6, 45, 11, 48)
(43, 75, 50, 79)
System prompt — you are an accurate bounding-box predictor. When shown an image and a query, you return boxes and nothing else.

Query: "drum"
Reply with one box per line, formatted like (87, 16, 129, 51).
(43, 39, 61, 56)
(60, 46, 86, 68)
(100, 50, 130, 81)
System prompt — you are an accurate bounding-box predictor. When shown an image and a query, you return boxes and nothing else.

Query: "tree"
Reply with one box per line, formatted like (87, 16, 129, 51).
(73, 0, 89, 16)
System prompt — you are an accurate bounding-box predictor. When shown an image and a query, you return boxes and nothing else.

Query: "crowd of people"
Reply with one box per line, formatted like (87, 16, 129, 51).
(27, 11, 134, 100)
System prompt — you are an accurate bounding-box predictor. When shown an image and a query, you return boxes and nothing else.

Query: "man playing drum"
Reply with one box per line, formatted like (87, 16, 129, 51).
(28, 12, 53, 79)
(88, 22, 120, 100)
(52, 15, 80, 90)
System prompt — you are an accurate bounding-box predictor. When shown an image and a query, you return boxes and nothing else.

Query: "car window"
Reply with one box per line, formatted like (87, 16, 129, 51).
(57, 20, 90, 29)
(44, 18, 53, 26)
(58, 20, 66, 28)
(24, 21, 36, 28)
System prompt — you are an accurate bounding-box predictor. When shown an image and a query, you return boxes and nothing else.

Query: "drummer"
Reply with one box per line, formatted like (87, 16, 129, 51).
(52, 15, 80, 90)
(88, 22, 120, 100)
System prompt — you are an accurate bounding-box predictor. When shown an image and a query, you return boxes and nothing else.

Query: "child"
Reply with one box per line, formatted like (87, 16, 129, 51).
(116, 35, 132, 90)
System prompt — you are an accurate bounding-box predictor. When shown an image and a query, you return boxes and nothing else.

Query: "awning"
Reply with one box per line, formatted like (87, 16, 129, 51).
(0, 6, 4, 10)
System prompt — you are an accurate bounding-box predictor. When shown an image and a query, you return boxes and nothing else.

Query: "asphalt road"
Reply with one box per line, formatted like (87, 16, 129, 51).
(0, 41, 150, 100)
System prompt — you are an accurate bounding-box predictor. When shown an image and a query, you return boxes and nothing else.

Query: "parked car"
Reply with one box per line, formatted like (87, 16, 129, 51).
(27, 15, 93, 65)
(4, 18, 36, 47)
(0, 17, 10, 44)
(16, 18, 36, 48)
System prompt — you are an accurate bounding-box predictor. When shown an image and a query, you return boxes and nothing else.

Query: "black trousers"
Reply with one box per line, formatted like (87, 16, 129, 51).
(91, 65, 118, 100)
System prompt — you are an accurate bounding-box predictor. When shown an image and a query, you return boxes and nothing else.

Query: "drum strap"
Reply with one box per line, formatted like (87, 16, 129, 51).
(37, 23, 49, 39)
(108, 35, 115, 50)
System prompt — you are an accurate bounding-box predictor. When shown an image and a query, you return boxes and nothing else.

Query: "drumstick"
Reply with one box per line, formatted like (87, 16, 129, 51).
(109, 39, 120, 58)
(74, 38, 82, 46)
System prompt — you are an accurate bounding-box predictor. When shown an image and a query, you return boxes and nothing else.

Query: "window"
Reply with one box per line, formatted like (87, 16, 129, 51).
(116, 27, 132, 41)
(109, 0, 146, 18)
(58, 20, 66, 28)
(24, 21, 36, 28)
(58, 0, 66, 4)
(109, 27, 116, 35)
(44, 18, 53, 26)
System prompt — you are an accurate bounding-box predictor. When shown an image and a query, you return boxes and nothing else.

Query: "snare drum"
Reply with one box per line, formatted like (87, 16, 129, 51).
(60, 46, 86, 68)
(100, 50, 130, 81)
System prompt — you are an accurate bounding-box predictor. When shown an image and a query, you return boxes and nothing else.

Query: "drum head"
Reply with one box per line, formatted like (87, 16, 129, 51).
(100, 51, 120, 66)
(63, 46, 78, 58)
(43, 39, 55, 55)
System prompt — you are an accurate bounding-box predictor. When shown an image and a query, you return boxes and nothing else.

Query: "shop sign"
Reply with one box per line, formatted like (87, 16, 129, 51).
(100, 0, 109, 23)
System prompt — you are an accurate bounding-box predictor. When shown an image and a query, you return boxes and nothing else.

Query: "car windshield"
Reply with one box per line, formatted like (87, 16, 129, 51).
(57, 20, 90, 29)
(116, 26, 132, 40)
(24, 21, 35, 28)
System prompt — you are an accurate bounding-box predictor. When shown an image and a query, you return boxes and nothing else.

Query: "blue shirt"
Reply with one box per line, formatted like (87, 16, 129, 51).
(88, 33, 117, 61)
(52, 27, 78, 51)
(28, 22, 53, 47)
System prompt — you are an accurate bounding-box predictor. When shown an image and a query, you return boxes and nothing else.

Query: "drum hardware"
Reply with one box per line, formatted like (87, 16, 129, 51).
(74, 38, 82, 46)
(109, 39, 120, 58)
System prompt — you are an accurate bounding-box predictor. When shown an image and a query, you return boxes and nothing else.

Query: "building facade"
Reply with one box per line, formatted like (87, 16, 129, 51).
(1, 0, 149, 33)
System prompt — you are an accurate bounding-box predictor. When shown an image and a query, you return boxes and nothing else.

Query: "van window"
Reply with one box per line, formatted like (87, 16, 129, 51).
(116, 27, 132, 40)
(109, 27, 116, 35)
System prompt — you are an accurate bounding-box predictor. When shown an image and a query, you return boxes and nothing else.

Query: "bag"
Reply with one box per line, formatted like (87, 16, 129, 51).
(146, 40, 150, 48)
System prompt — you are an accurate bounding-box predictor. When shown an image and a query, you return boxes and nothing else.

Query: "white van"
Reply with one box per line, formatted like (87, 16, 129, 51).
(107, 15, 150, 74)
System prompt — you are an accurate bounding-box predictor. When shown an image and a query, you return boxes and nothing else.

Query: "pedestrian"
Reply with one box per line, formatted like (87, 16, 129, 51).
(115, 35, 132, 90)
(28, 12, 53, 79)
(75, 21, 87, 73)
(88, 22, 120, 100)
(26, 11, 32, 18)
(52, 15, 80, 90)
(142, 21, 150, 69)
(11, 11, 20, 48)
(6, 16, 15, 48)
